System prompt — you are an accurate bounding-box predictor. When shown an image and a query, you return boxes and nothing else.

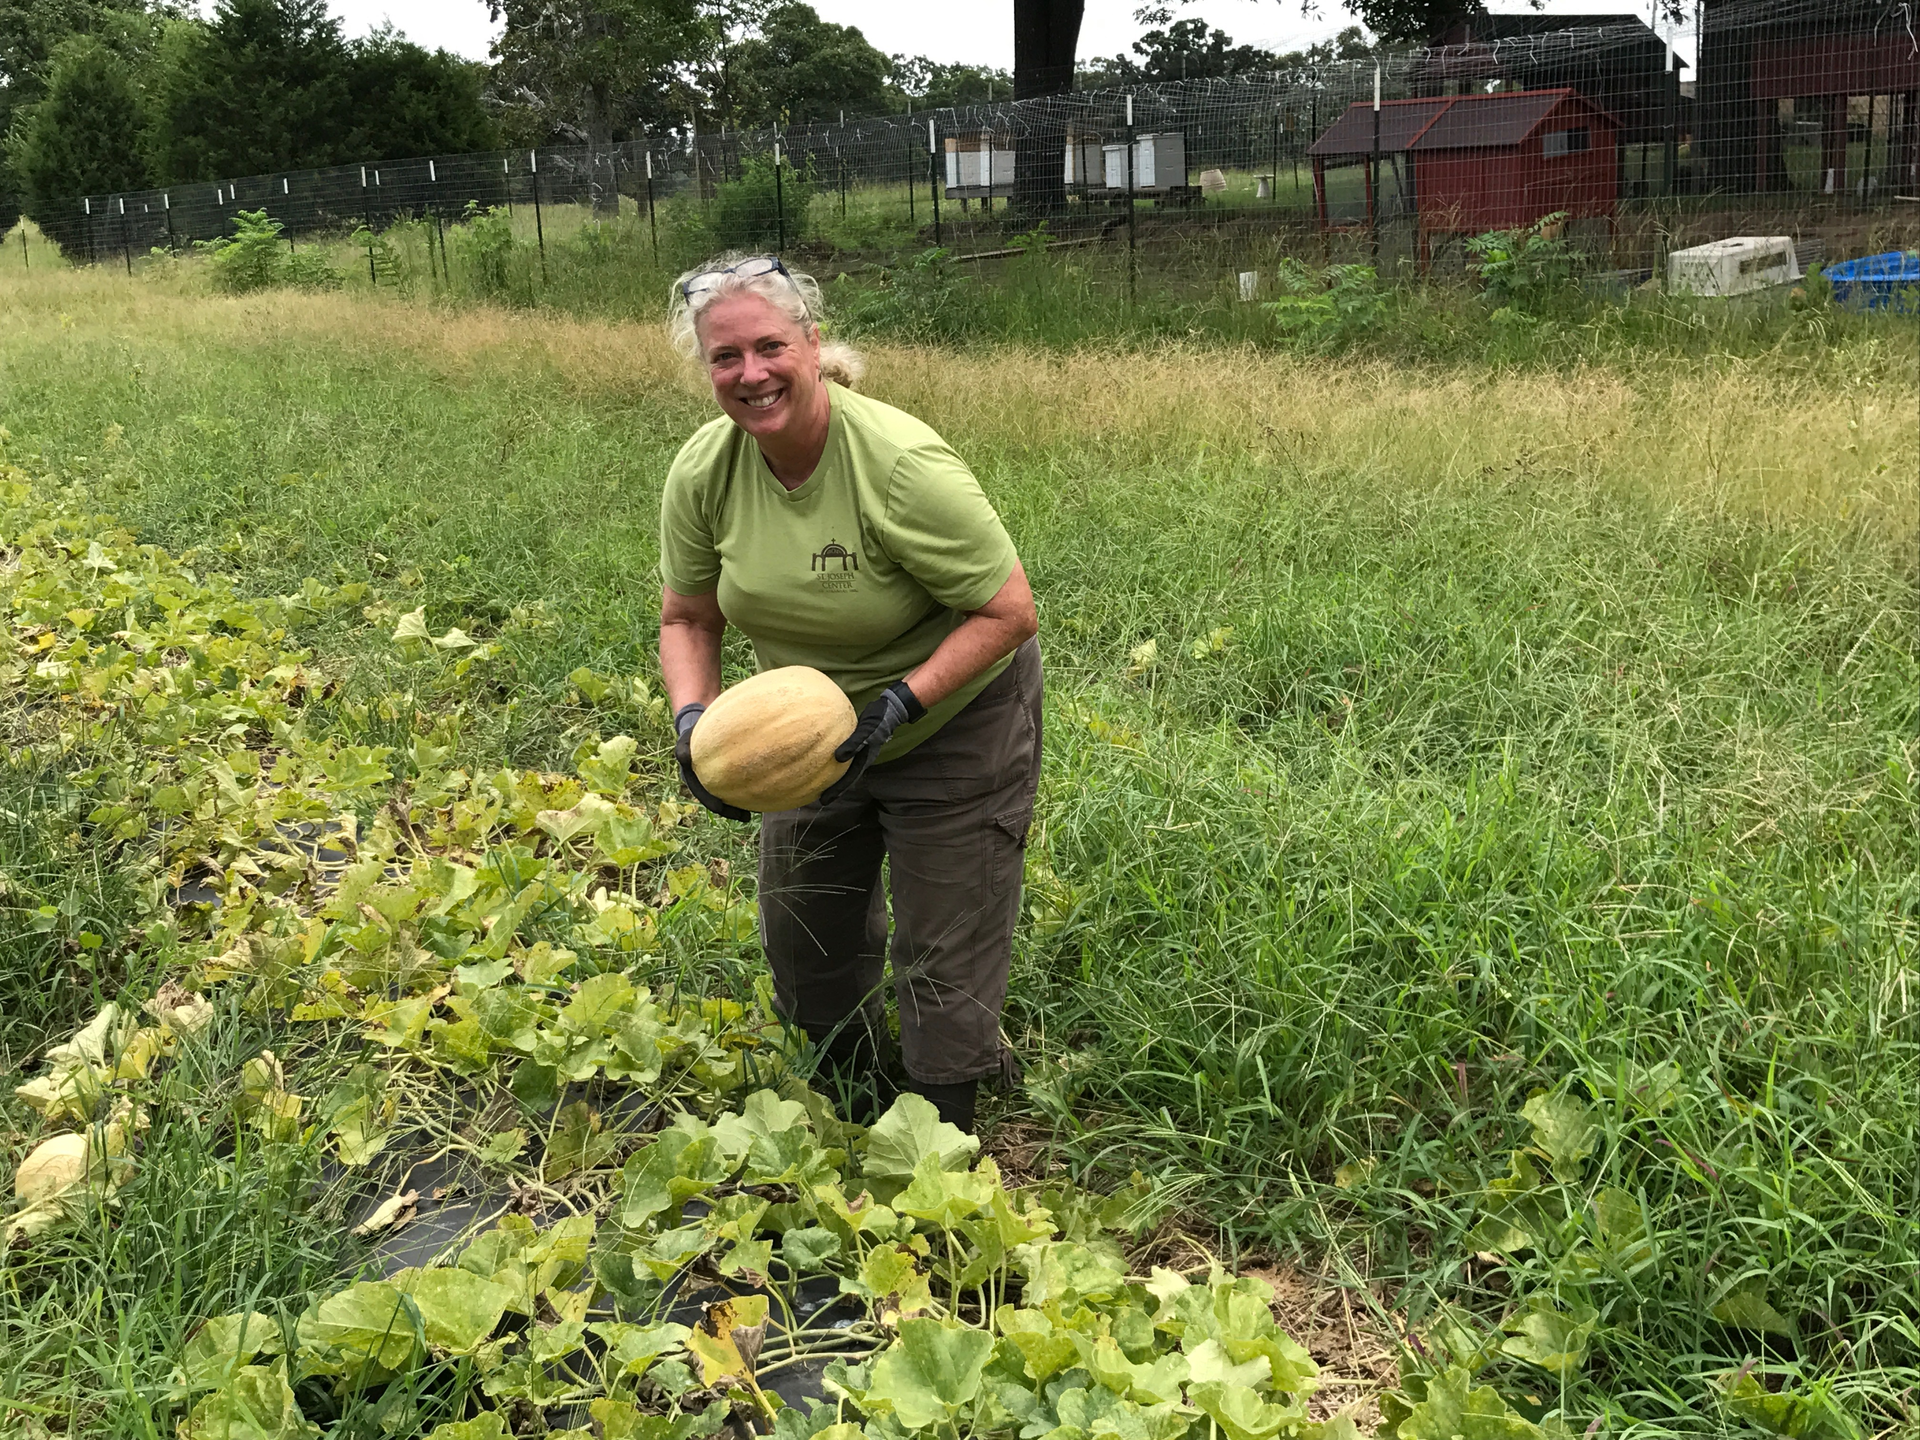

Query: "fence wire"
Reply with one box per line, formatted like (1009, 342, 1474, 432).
(24, 2, 1920, 287)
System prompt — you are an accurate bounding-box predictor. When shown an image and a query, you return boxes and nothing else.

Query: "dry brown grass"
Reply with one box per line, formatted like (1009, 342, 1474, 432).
(4, 262, 1913, 544)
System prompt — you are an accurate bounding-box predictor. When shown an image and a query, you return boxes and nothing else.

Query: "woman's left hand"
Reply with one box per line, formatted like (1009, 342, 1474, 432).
(821, 681, 926, 804)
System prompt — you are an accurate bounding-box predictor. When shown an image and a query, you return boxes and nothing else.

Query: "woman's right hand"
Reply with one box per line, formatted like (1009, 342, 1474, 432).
(675, 704, 751, 821)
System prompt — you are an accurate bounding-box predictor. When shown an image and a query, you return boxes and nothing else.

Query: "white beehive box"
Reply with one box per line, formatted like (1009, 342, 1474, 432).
(1667, 237, 1801, 297)
(1101, 132, 1187, 190)
(944, 135, 1014, 194)
(1064, 135, 1104, 186)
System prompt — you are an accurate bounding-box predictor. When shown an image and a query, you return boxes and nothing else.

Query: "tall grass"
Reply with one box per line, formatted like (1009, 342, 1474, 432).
(1, 262, 1916, 1434)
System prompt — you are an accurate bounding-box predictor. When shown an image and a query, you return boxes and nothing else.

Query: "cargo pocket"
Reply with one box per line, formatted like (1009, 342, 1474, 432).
(988, 804, 1033, 896)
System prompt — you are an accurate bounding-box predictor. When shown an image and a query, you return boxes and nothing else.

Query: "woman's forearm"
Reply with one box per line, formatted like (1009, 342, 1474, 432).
(903, 563, 1037, 708)
(659, 586, 728, 713)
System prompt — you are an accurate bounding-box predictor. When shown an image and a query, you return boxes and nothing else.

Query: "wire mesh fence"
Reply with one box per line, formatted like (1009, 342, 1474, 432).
(20, 0, 1920, 296)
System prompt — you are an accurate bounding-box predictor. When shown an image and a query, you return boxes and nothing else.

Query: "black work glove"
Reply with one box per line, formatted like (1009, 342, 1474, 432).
(674, 703, 752, 821)
(820, 680, 925, 805)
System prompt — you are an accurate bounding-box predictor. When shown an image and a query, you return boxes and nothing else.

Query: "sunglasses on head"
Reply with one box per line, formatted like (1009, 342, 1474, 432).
(679, 255, 795, 301)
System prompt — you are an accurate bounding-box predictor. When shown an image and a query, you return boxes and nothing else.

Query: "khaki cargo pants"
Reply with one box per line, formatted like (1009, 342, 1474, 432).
(757, 638, 1042, 1086)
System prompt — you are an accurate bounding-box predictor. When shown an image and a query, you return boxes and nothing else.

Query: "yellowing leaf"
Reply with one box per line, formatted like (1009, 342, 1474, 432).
(685, 1294, 769, 1384)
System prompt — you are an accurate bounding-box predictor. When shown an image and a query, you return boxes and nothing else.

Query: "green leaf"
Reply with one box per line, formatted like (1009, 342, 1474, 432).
(173, 1313, 285, 1393)
(1394, 1366, 1545, 1440)
(865, 1318, 994, 1429)
(578, 735, 639, 795)
(179, 1362, 320, 1440)
(864, 1093, 979, 1181)
(1013, 1239, 1129, 1307)
(294, 1280, 420, 1376)
(782, 1226, 843, 1272)
(536, 794, 617, 845)
(1711, 1276, 1796, 1337)
(392, 607, 431, 643)
(591, 1399, 732, 1440)
(424, 1413, 511, 1440)
(1188, 1383, 1302, 1440)
(1720, 1372, 1861, 1440)
(543, 1102, 617, 1181)
(997, 1310, 1080, 1384)
(392, 1266, 516, 1354)
(1184, 1338, 1270, 1390)
(559, 972, 636, 1038)
(588, 1320, 691, 1379)
(1520, 1089, 1599, 1183)
(848, 1243, 933, 1318)
(1499, 1295, 1597, 1375)
(896, 1151, 999, 1226)
(598, 812, 679, 866)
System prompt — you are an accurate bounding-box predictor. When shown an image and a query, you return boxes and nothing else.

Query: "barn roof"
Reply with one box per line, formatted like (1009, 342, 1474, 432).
(1308, 87, 1614, 156)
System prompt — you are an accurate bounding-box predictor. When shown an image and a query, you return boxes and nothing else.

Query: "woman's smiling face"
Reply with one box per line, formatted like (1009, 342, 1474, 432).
(697, 292, 824, 441)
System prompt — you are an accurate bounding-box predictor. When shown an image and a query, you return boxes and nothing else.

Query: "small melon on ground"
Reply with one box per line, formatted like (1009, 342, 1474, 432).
(691, 667, 855, 812)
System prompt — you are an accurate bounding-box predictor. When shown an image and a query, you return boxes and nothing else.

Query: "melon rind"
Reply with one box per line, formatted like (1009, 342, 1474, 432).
(690, 666, 856, 812)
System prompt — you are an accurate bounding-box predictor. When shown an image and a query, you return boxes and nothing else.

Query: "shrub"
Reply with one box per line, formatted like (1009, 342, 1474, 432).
(1466, 211, 1582, 315)
(451, 203, 527, 304)
(1264, 259, 1388, 345)
(192, 208, 340, 293)
(194, 209, 289, 293)
(703, 156, 815, 251)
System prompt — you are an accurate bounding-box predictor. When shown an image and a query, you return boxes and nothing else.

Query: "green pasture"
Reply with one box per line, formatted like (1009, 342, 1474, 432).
(0, 255, 1916, 1438)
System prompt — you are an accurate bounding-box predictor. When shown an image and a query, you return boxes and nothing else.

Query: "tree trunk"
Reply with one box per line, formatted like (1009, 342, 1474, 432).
(1012, 0, 1084, 216)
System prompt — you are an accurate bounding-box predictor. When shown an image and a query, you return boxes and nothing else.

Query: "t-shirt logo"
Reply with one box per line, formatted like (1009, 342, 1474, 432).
(811, 539, 859, 573)
(811, 538, 859, 593)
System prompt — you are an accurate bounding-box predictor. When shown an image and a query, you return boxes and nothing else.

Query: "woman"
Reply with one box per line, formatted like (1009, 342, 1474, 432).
(657, 254, 1041, 1134)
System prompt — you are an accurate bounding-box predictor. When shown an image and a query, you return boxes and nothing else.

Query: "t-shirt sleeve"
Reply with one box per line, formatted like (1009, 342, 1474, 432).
(658, 446, 722, 596)
(880, 442, 1019, 612)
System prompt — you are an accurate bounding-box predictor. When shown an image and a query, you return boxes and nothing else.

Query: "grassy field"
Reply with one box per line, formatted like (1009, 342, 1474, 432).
(1, 257, 1916, 1439)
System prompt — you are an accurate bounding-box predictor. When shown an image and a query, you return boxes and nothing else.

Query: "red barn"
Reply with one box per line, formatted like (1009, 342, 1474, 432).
(1307, 88, 1619, 262)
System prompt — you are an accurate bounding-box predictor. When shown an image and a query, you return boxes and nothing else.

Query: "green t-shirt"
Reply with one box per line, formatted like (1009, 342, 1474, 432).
(659, 383, 1019, 762)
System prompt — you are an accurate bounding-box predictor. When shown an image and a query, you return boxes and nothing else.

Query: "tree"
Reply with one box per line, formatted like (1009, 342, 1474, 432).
(1112, 13, 1281, 81)
(145, 0, 353, 181)
(344, 27, 498, 158)
(5, 33, 149, 213)
(722, 3, 887, 128)
(1011, 0, 1082, 212)
(487, 0, 706, 147)
(1340, 0, 1484, 46)
(889, 58, 1012, 111)
(0, 0, 160, 223)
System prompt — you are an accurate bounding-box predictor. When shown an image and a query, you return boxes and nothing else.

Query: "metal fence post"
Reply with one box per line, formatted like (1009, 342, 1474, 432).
(775, 139, 786, 254)
(646, 150, 658, 262)
(929, 119, 942, 248)
(907, 134, 916, 227)
(362, 167, 376, 283)
(119, 197, 131, 274)
(19, 226, 27, 270)
(1126, 94, 1137, 309)
(164, 192, 175, 255)
(530, 149, 547, 283)
(283, 176, 293, 251)
(1369, 62, 1381, 267)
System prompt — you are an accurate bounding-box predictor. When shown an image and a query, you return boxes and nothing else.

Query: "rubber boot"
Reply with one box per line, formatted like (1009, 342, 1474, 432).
(910, 1078, 978, 1134)
(813, 1020, 894, 1126)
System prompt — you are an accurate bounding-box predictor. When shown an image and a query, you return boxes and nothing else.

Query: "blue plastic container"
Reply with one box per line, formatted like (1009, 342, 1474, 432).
(1824, 251, 1920, 312)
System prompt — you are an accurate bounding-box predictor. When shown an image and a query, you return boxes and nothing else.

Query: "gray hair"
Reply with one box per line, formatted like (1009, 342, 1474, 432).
(668, 252, 866, 389)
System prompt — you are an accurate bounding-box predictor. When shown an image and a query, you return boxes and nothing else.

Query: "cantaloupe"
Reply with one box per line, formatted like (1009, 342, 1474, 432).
(691, 667, 855, 812)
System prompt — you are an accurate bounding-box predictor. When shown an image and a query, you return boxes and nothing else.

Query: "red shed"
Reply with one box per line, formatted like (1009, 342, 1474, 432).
(1307, 88, 1618, 261)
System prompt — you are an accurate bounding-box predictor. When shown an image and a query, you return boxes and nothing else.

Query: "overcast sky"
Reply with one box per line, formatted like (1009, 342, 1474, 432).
(325, 0, 1693, 72)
